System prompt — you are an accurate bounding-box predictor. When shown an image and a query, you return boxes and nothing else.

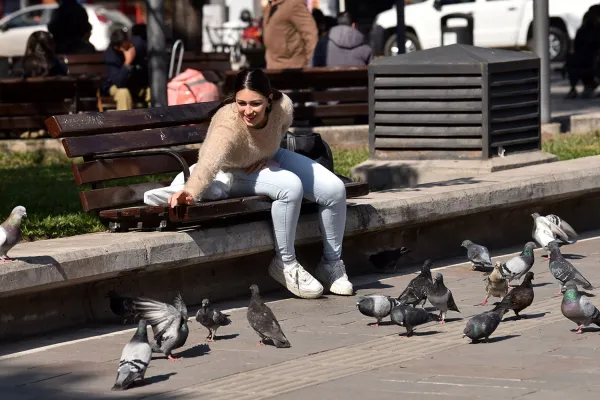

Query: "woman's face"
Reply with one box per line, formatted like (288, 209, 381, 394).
(235, 88, 271, 127)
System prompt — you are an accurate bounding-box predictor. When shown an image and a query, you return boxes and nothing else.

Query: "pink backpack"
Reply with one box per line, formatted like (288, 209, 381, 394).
(167, 68, 220, 106)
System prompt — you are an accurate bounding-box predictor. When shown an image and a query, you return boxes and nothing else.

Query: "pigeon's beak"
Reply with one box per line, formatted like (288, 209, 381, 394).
(23, 212, 27, 218)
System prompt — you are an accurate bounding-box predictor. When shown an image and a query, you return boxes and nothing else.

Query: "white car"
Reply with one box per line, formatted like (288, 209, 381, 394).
(0, 4, 133, 57)
(370, 0, 599, 62)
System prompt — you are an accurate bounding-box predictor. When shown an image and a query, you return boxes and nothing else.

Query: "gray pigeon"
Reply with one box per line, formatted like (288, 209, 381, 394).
(247, 284, 290, 348)
(546, 214, 577, 245)
(499, 242, 536, 287)
(463, 304, 508, 343)
(0, 206, 26, 262)
(356, 295, 396, 326)
(427, 273, 460, 324)
(133, 293, 189, 360)
(461, 239, 492, 270)
(369, 247, 411, 272)
(390, 304, 437, 337)
(112, 318, 152, 391)
(196, 298, 231, 342)
(547, 241, 594, 294)
(397, 259, 434, 308)
(561, 280, 600, 334)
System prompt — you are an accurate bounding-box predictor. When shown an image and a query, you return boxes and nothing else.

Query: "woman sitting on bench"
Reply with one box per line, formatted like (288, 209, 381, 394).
(168, 68, 353, 299)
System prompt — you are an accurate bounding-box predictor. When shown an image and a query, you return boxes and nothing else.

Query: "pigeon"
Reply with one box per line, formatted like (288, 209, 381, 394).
(369, 247, 411, 272)
(546, 214, 577, 244)
(427, 273, 460, 324)
(195, 298, 231, 342)
(247, 284, 290, 348)
(0, 206, 26, 263)
(492, 272, 535, 320)
(499, 242, 536, 287)
(548, 241, 594, 295)
(478, 262, 508, 306)
(389, 304, 437, 337)
(106, 291, 136, 324)
(111, 318, 152, 391)
(463, 305, 508, 343)
(133, 292, 189, 360)
(531, 213, 570, 259)
(397, 259, 434, 307)
(356, 295, 396, 326)
(461, 239, 492, 271)
(561, 280, 600, 334)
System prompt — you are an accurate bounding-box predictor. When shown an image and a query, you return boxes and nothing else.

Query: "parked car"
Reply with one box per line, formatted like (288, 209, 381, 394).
(370, 0, 600, 62)
(0, 4, 132, 57)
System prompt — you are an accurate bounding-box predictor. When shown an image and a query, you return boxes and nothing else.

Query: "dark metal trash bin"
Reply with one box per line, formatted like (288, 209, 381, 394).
(441, 13, 474, 46)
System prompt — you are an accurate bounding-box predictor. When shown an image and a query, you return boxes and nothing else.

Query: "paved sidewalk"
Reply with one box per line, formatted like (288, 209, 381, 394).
(2, 234, 600, 399)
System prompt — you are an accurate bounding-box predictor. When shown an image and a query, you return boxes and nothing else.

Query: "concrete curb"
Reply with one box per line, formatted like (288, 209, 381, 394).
(570, 112, 600, 134)
(5, 155, 600, 299)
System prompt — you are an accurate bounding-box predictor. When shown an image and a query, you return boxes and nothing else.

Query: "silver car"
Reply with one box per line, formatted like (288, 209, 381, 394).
(0, 4, 133, 56)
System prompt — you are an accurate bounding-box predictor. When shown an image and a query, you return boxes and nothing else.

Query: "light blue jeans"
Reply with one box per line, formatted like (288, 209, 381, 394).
(228, 148, 347, 262)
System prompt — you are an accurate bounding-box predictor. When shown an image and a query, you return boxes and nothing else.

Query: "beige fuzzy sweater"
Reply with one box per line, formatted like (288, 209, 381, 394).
(183, 93, 294, 199)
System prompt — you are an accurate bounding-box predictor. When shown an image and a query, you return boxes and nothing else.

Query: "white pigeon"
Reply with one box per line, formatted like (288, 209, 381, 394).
(546, 214, 577, 245)
(112, 319, 152, 391)
(0, 206, 27, 262)
(531, 213, 569, 257)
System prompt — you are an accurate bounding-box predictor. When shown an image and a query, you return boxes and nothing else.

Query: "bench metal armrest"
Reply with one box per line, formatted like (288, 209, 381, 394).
(92, 149, 191, 182)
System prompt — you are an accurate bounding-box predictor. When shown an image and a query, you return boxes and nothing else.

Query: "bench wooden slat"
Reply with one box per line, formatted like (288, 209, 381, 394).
(0, 102, 72, 115)
(294, 104, 368, 119)
(72, 149, 199, 185)
(97, 182, 369, 225)
(285, 88, 368, 103)
(61, 125, 208, 157)
(81, 180, 171, 212)
(46, 101, 219, 138)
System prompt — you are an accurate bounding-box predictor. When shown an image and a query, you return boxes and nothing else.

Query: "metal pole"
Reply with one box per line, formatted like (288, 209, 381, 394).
(533, 0, 550, 123)
(146, 0, 168, 107)
(339, 0, 345, 13)
(395, 0, 405, 55)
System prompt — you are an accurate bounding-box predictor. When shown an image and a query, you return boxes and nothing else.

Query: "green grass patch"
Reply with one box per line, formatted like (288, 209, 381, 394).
(542, 131, 600, 160)
(332, 147, 369, 177)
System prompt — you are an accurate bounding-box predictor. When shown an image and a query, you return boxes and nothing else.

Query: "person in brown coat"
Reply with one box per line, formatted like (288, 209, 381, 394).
(262, 0, 318, 69)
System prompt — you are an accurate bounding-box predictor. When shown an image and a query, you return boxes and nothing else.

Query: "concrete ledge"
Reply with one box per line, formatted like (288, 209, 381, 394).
(570, 112, 600, 134)
(4, 155, 600, 337)
(351, 151, 558, 190)
(0, 138, 63, 154)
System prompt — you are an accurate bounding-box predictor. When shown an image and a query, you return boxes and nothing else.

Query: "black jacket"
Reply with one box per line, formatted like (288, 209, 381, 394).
(101, 35, 149, 94)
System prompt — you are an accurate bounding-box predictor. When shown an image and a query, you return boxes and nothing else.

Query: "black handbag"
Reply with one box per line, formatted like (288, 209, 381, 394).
(280, 131, 352, 183)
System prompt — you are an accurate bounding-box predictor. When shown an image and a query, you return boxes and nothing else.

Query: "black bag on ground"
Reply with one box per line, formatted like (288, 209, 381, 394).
(280, 131, 352, 183)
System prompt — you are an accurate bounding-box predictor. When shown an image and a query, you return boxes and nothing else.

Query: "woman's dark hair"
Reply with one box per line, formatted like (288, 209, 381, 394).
(20, 31, 58, 78)
(210, 69, 282, 118)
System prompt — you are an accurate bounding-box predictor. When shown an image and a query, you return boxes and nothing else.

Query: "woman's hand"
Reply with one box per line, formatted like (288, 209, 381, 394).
(168, 190, 194, 208)
(245, 159, 280, 175)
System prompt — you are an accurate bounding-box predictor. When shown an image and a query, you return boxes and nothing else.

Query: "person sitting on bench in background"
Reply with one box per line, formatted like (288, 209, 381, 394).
(167, 68, 354, 300)
(101, 28, 149, 110)
(12, 31, 68, 78)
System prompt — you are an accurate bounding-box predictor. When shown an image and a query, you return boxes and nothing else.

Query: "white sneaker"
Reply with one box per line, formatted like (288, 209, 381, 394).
(315, 259, 354, 296)
(268, 258, 323, 299)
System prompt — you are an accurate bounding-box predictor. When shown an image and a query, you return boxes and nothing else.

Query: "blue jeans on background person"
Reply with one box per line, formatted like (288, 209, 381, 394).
(228, 148, 347, 263)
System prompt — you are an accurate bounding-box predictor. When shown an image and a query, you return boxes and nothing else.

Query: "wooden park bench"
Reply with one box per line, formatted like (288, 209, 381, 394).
(0, 76, 99, 137)
(44, 102, 369, 232)
(224, 66, 368, 126)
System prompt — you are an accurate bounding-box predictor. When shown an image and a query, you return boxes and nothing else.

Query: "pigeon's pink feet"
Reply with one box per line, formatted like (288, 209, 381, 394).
(206, 339, 215, 342)
(0, 258, 14, 263)
(256, 341, 265, 346)
(477, 300, 488, 306)
(576, 325, 583, 334)
(369, 323, 379, 327)
(167, 355, 182, 361)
